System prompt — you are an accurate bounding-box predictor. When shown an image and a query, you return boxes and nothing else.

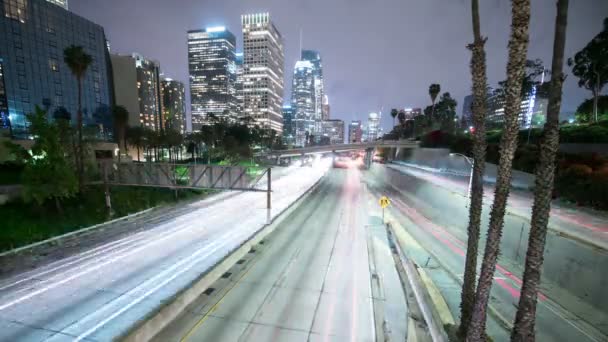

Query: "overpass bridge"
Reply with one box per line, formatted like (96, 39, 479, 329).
(257, 140, 419, 168)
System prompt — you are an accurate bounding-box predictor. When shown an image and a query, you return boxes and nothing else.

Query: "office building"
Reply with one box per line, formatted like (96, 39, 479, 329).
(348, 120, 363, 143)
(110, 53, 162, 131)
(235, 52, 244, 115)
(161, 78, 186, 133)
(188, 27, 238, 130)
(291, 60, 315, 147)
(0, 0, 113, 137)
(486, 85, 548, 130)
(46, 0, 67, 9)
(241, 13, 284, 132)
(321, 119, 344, 145)
(0, 62, 8, 131)
(301, 50, 324, 125)
(322, 95, 330, 121)
(367, 112, 380, 141)
(402, 108, 422, 120)
(282, 105, 294, 146)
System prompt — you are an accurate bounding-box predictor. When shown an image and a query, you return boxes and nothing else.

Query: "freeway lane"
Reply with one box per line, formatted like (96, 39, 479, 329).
(154, 168, 409, 342)
(366, 164, 608, 341)
(0, 163, 329, 342)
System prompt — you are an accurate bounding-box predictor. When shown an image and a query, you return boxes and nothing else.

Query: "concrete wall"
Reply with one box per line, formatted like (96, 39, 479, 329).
(397, 148, 535, 189)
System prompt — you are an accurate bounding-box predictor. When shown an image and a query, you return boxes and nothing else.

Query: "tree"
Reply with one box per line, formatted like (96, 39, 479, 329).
(112, 105, 129, 162)
(467, 0, 531, 340)
(17, 107, 77, 212)
(429, 83, 441, 119)
(512, 1, 569, 340)
(458, 0, 489, 338)
(575, 96, 608, 122)
(390, 108, 399, 127)
(126, 126, 144, 162)
(435, 92, 458, 132)
(568, 17, 608, 122)
(64, 45, 93, 191)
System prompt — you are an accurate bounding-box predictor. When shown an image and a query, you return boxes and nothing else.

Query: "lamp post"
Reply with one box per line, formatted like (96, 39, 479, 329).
(449, 153, 474, 206)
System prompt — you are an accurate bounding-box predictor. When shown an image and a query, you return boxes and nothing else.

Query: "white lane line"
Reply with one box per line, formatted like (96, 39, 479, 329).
(0, 208, 209, 291)
(72, 227, 255, 341)
(0, 216, 219, 311)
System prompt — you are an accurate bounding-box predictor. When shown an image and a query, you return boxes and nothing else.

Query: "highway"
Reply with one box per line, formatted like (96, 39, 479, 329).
(0, 163, 329, 341)
(365, 163, 608, 342)
(153, 168, 409, 342)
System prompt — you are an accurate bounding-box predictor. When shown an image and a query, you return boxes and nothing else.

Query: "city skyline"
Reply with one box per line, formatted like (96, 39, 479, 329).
(70, 0, 608, 132)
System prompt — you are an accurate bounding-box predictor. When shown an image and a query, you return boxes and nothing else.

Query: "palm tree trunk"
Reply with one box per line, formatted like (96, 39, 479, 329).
(592, 82, 599, 123)
(77, 77, 84, 191)
(466, 1, 531, 340)
(458, 0, 489, 338)
(511, 1, 568, 340)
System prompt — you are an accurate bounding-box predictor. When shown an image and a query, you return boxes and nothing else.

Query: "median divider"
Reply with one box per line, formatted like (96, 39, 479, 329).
(386, 220, 451, 342)
(118, 171, 328, 342)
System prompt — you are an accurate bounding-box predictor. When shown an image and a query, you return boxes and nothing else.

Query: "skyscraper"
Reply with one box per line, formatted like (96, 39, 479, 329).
(161, 78, 186, 133)
(235, 52, 244, 114)
(1, 0, 112, 137)
(241, 13, 284, 132)
(282, 105, 295, 146)
(188, 27, 238, 130)
(46, 0, 67, 9)
(300, 50, 324, 126)
(348, 120, 363, 143)
(462, 95, 473, 127)
(291, 60, 315, 147)
(322, 95, 330, 120)
(367, 112, 380, 141)
(110, 53, 162, 131)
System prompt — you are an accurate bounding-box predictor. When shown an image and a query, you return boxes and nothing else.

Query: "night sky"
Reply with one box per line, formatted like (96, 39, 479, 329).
(72, 0, 608, 131)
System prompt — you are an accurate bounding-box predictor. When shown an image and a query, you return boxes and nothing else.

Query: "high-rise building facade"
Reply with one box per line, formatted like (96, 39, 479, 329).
(110, 53, 162, 131)
(486, 86, 547, 130)
(462, 95, 473, 127)
(348, 120, 363, 143)
(235, 52, 244, 114)
(322, 94, 330, 121)
(300, 50, 324, 126)
(291, 60, 315, 147)
(0, 0, 113, 137)
(0, 61, 9, 131)
(241, 13, 284, 132)
(321, 119, 344, 145)
(367, 112, 380, 141)
(161, 78, 186, 133)
(282, 105, 294, 146)
(46, 0, 67, 9)
(188, 27, 238, 130)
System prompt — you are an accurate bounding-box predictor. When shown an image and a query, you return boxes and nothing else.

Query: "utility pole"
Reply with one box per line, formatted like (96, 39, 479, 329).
(267, 167, 271, 223)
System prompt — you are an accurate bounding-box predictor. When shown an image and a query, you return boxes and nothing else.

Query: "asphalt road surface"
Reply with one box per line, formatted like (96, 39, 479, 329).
(154, 168, 409, 342)
(366, 163, 607, 342)
(0, 163, 329, 341)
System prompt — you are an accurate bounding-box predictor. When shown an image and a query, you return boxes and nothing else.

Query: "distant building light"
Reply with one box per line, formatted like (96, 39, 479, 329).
(206, 26, 226, 33)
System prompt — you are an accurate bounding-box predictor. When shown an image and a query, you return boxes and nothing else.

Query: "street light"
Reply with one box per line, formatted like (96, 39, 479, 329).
(449, 153, 474, 206)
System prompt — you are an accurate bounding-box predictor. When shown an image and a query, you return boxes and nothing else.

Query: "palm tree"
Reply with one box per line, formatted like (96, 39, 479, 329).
(458, 0, 489, 338)
(64, 45, 93, 191)
(429, 83, 441, 119)
(390, 108, 398, 127)
(512, 1, 569, 340)
(466, 0, 531, 340)
(112, 105, 129, 162)
(126, 126, 144, 162)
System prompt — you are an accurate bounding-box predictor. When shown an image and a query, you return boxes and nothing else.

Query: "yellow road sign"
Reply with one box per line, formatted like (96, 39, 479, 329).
(379, 196, 391, 209)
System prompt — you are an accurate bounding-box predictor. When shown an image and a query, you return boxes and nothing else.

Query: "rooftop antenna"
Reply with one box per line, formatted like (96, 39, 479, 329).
(299, 28, 303, 55)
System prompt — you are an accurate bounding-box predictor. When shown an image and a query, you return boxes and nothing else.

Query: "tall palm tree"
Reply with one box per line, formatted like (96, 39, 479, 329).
(512, 1, 569, 340)
(429, 83, 441, 119)
(390, 108, 398, 127)
(126, 126, 144, 162)
(466, 0, 532, 340)
(458, 0, 489, 338)
(112, 105, 129, 162)
(64, 45, 93, 191)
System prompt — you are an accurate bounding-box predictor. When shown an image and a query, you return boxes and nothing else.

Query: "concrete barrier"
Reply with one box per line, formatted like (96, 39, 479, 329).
(397, 148, 535, 190)
(118, 172, 327, 342)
